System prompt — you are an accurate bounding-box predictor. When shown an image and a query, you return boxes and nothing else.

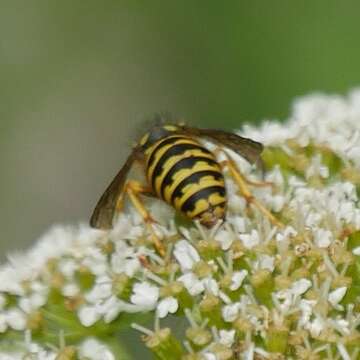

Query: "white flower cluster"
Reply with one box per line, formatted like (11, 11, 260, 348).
(0, 90, 360, 359)
(0, 334, 115, 360)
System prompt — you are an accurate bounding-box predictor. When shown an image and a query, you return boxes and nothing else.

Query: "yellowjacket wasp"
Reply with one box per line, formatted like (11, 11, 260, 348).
(90, 123, 282, 255)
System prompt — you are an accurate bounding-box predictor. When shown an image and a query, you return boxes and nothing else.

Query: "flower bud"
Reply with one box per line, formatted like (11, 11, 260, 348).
(251, 269, 274, 307)
(75, 266, 95, 291)
(55, 346, 77, 360)
(265, 325, 289, 353)
(196, 239, 221, 260)
(145, 327, 183, 360)
(112, 273, 133, 301)
(185, 327, 212, 348)
(199, 294, 223, 327)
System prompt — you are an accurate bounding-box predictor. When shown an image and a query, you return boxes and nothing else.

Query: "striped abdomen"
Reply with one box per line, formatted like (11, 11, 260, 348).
(144, 135, 226, 227)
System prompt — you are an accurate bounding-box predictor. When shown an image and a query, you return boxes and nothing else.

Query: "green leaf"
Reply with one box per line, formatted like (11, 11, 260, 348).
(348, 230, 360, 250)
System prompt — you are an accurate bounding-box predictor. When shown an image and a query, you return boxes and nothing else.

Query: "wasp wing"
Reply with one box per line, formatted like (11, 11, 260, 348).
(181, 126, 263, 164)
(90, 148, 140, 229)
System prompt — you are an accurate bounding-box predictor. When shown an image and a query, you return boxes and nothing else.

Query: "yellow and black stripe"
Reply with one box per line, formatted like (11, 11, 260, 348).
(143, 134, 226, 226)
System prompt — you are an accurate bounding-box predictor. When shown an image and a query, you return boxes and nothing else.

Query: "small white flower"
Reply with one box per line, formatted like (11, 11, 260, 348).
(112, 256, 140, 277)
(203, 352, 217, 360)
(222, 303, 240, 322)
(62, 282, 80, 297)
(79, 338, 115, 360)
(202, 277, 219, 296)
(229, 216, 246, 233)
(338, 202, 356, 223)
(274, 278, 312, 313)
(257, 255, 275, 272)
(333, 319, 350, 335)
(214, 228, 234, 250)
(178, 273, 205, 296)
(78, 305, 101, 327)
(288, 175, 306, 188)
(353, 246, 360, 255)
(228, 194, 247, 214)
(291, 278, 312, 296)
(219, 329, 235, 346)
(305, 211, 323, 228)
(96, 296, 146, 323)
(267, 194, 286, 212)
(157, 297, 178, 318)
(111, 242, 141, 277)
(30, 281, 48, 295)
(0, 353, 21, 360)
(276, 226, 297, 243)
(85, 280, 113, 304)
(336, 342, 352, 360)
(342, 182, 357, 200)
(305, 154, 329, 180)
(239, 229, 260, 249)
(5, 309, 26, 331)
(0, 264, 27, 295)
(58, 258, 78, 277)
(298, 299, 316, 326)
(112, 214, 144, 240)
(328, 287, 347, 307)
(274, 289, 293, 312)
(265, 166, 284, 188)
(130, 282, 159, 309)
(314, 228, 333, 248)
(173, 240, 200, 271)
(18, 293, 47, 313)
(306, 317, 325, 337)
(81, 252, 107, 276)
(229, 270, 248, 291)
(24, 342, 56, 360)
(96, 295, 123, 323)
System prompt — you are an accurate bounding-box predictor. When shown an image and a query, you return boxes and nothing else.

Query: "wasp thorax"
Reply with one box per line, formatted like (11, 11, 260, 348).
(139, 124, 180, 149)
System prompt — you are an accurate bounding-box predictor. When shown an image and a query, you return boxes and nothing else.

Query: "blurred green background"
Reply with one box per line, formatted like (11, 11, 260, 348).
(1, 0, 360, 260)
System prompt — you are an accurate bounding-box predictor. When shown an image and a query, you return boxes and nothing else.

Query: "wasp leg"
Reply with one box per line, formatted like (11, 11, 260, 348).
(244, 177, 274, 188)
(117, 180, 166, 257)
(219, 152, 284, 229)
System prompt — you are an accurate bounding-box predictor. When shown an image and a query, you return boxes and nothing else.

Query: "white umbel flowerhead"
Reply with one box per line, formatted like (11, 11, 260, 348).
(0, 89, 360, 359)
